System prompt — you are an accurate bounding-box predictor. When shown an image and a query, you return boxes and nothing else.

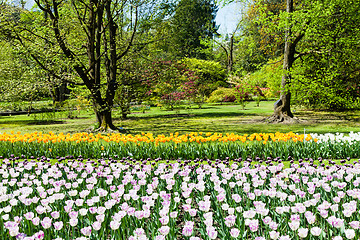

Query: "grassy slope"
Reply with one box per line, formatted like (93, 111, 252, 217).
(1, 101, 360, 135)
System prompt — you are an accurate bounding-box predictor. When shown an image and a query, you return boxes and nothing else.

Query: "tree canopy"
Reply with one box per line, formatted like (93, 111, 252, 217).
(170, 0, 219, 59)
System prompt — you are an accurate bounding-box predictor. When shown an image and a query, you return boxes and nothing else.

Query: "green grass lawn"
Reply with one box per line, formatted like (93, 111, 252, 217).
(1, 100, 360, 135)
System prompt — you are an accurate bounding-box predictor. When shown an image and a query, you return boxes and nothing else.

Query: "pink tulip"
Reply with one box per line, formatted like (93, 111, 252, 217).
(31, 217, 40, 226)
(51, 211, 60, 219)
(24, 212, 34, 220)
(298, 228, 308, 238)
(69, 218, 78, 227)
(159, 216, 169, 225)
(225, 215, 236, 227)
(349, 221, 360, 229)
(134, 228, 146, 237)
(269, 231, 280, 240)
(33, 230, 44, 240)
(182, 221, 194, 237)
(230, 228, 240, 238)
(344, 229, 355, 239)
(53, 221, 63, 230)
(80, 226, 92, 236)
(310, 227, 322, 236)
(110, 220, 120, 230)
(69, 211, 78, 219)
(158, 226, 170, 236)
(206, 226, 218, 239)
(92, 221, 102, 231)
(248, 219, 259, 232)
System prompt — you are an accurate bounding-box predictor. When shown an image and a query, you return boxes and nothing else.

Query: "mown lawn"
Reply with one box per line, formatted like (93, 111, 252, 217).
(1, 100, 360, 134)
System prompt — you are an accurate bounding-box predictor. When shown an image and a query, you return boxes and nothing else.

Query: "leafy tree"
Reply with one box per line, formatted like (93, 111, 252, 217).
(144, 58, 227, 109)
(248, 57, 283, 98)
(206, 87, 236, 103)
(2, 0, 170, 130)
(289, 0, 360, 110)
(143, 60, 199, 110)
(233, 82, 253, 110)
(254, 0, 360, 121)
(0, 41, 50, 103)
(170, 0, 219, 59)
(114, 57, 152, 119)
(216, 0, 284, 75)
(1, 3, 81, 105)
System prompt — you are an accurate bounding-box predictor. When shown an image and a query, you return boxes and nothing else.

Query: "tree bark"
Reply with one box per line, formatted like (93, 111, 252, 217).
(95, 106, 117, 131)
(228, 35, 234, 73)
(268, 0, 303, 123)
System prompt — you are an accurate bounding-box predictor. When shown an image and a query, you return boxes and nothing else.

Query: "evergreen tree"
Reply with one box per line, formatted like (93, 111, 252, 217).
(171, 0, 218, 59)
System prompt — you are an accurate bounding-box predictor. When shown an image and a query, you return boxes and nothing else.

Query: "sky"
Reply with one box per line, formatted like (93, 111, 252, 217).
(24, 0, 242, 35)
(215, 2, 243, 35)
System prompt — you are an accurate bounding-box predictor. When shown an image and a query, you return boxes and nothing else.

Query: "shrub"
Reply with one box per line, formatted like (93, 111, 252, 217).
(206, 87, 236, 103)
(233, 83, 253, 110)
(181, 58, 228, 97)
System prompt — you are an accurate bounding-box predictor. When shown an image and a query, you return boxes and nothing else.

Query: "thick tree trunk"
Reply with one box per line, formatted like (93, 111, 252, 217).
(53, 82, 69, 103)
(267, 0, 302, 123)
(95, 107, 117, 131)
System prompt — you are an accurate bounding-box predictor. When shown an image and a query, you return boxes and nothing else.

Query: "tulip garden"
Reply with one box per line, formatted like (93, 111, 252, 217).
(2, 131, 360, 239)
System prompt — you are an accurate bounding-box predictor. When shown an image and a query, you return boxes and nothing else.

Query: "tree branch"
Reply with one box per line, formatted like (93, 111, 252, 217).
(117, 5, 137, 60)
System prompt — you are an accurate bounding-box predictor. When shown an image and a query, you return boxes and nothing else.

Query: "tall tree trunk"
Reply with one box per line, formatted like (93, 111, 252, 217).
(268, 0, 303, 123)
(228, 35, 234, 73)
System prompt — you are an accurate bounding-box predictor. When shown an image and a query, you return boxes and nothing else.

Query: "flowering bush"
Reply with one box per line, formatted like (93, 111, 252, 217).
(2, 157, 360, 239)
(234, 83, 253, 110)
(141, 60, 204, 110)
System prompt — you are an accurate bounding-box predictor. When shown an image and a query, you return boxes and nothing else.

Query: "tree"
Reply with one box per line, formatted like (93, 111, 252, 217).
(289, 0, 360, 110)
(0, 40, 51, 104)
(254, 0, 360, 121)
(114, 57, 151, 119)
(170, 0, 219, 59)
(267, 0, 302, 122)
(3, 0, 169, 131)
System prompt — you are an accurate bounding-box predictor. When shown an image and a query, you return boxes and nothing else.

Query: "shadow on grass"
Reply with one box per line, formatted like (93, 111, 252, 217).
(0, 120, 65, 126)
(116, 111, 260, 121)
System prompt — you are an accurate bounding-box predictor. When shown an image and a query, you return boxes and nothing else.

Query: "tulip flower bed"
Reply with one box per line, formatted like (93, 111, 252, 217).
(1, 131, 360, 160)
(2, 157, 360, 240)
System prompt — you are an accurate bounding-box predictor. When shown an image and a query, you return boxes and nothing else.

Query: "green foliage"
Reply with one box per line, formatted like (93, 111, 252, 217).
(114, 58, 152, 119)
(246, 57, 283, 98)
(61, 96, 91, 119)
(182, 58, 227, 83)
(254, 0, 360, 110)
(0, 41, 51, 102)
(181, 57, 228, 96)
(233, 82, 253, 110)
(288, 0, 360, 110)
(170, 0, 219, 59)
(1, 0, 175, 129)
(206, 87, 236, 103)
(142, 60, 199, 110)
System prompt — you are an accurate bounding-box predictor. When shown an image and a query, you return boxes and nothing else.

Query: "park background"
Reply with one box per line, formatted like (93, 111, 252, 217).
(0, 0, 359, 134)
